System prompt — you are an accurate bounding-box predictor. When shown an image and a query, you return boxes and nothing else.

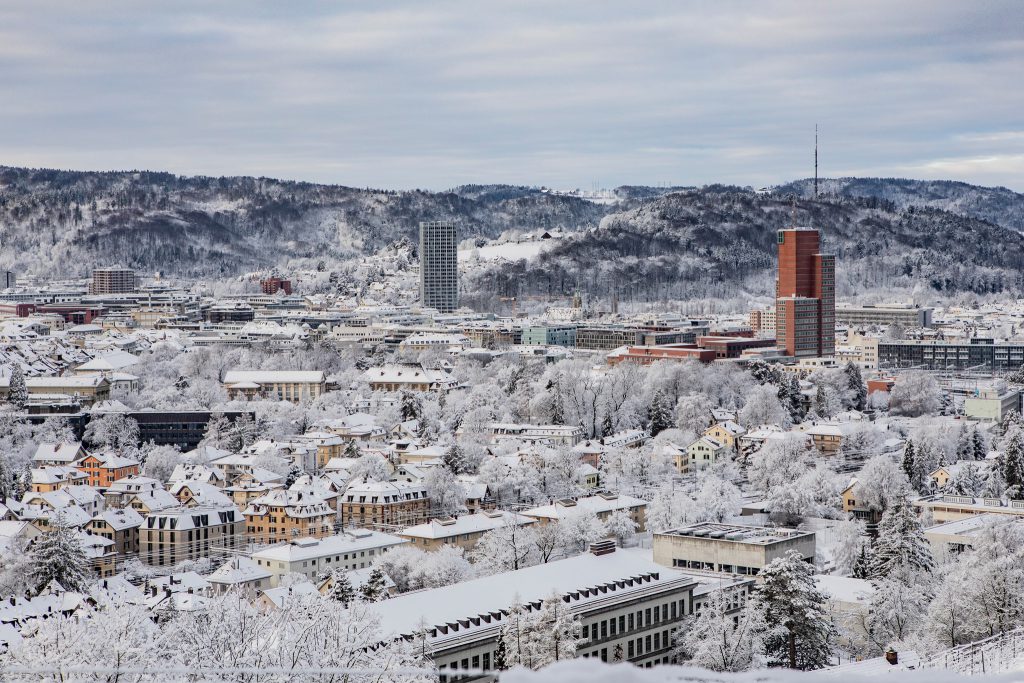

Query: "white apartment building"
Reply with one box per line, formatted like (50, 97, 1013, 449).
(250, 529, 408, 586)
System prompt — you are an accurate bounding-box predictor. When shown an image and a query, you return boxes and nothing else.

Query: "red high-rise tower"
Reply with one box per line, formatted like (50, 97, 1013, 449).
(775, 228, 835, 357)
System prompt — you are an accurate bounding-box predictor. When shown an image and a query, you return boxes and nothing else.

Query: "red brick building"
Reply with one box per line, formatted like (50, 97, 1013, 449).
(775, 228, 835, 358)
(260, 277, 292, 295)
(607, 345, 717, 365)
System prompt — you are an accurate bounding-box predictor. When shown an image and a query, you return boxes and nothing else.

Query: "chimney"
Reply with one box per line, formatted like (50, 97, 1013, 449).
(885, 648, 898, 666)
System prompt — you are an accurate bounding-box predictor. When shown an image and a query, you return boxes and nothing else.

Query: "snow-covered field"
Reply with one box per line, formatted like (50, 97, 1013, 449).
(459, 239, 561, 262)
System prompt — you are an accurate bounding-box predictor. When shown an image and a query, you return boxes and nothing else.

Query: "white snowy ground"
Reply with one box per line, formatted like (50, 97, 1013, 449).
(500, 659, 1024, 683)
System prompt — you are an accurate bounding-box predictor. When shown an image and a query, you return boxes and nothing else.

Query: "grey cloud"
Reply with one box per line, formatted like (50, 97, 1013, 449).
(0, 0, 1021, 190)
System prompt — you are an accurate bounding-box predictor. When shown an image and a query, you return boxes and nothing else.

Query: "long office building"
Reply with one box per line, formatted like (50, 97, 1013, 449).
(835, 304, 933, 329)
(365, 546, 752, 672)
(775, 228, 835, 357)
(878, 338, 1024, 372)
(419, 221, 458, 313)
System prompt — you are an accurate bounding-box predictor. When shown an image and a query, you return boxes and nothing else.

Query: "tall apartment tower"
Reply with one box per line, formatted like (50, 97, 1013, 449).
(419, 221, 458, 313)
(775, 228, 835, 357)
(89, 267, 137, 294)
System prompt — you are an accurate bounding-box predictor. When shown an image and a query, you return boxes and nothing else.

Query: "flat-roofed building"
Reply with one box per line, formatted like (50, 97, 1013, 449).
(364, 545, 751, 670)
(252, 529, 408, 586)
(964, 387, 1021, 422)
(606, 345, 718, 366)
(835, 304, 933, 329)
(923, 514, 1018, 556)
(653, 522, 816, 576)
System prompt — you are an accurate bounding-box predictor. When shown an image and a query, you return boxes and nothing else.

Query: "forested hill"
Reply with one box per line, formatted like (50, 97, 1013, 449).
(0, 168, 634, 278)
(467, 188, 1024, 307)
(775, 177, 1024, 233)
(2, 165, 1023, 295)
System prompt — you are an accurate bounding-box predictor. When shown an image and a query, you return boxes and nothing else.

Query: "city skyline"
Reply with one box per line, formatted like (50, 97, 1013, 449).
(1, 1, 1022, 191)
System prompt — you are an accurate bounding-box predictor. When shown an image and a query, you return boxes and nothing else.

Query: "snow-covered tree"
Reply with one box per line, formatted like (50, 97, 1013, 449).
(676, 589, 767, 672)
(140, 443, 185, 483)
(28, 515, 90, 593)
(889, 371, 942, 417)
(739, 384, 789, 428)
(646, 486, 685, 532)
(604, 509, 639, 545)
(676, 394, 712, 434)
(84, 412, 140, 452)
(359, 566, 387, 602)
(471, 520, 538, 574)
(844, 362, 867, 411)
(424, 465, 466, 517)
(690, 470, 743, 523)
(870, 497, 934, 581)
(755, 550, 836, 670)
(6, 365, 27, 409)
(499, 594, 583, 669)
(349, 453, 391, 483)
(5, 601, 172, 681)
(860, 577, 929, 654)
(558, 509, 606, 554)
(856, 454, 912, 513)
(647, 389, 673, 436)
(747, 435, 810, 494)
(1003, 426, 1024, 498)
(442, 441, 467, 474)
(328, 569, 356, 605)
(830, 518, 867, 576)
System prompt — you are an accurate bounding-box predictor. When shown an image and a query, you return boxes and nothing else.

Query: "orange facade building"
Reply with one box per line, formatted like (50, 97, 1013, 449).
(775, 228, 835, 358)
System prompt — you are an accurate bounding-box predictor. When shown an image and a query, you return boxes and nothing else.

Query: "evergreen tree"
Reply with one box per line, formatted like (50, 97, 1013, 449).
(284, 463, 303, 488)
(956, 426, 975, 462)
(972, 427, 988, 460)
(493, 627, 509, 670)
(359, 567, 387, 602)
(786, 375, 805, 422)
(7, 364, 27, 409)
(1004, 427, 1024, 498)
(0, 456, 13, 501)
(343, 439, 360, 459)
(647, 390, 672, 437)
(870, 497, 934, 581)
(948, 463, 984, 496)
(844, 362, 867, 411)
(901, 441, 923, 491)
(328, 570, 355, 605)
(28, 515, 90, 594)
(852, 545, 872, 579)
(399, 390, 422, 422)
(755, 550, 836, 670)
(443, 442, 466, 475)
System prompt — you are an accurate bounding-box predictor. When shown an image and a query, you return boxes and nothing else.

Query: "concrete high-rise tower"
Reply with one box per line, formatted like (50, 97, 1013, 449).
(775, 227, 835, 357)
(419, 221, 458, 313)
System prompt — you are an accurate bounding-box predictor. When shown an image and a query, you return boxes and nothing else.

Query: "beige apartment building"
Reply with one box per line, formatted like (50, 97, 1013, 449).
(340, 480, 431, 529)
(243, 489, 336, 544)
(139, 505, 245, 566)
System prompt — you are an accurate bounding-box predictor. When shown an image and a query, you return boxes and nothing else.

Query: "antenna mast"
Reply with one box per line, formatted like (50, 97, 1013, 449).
(814, 124, 819, 198)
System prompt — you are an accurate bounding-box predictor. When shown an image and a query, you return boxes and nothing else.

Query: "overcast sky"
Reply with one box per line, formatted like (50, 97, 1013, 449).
(2, 1, 1022, 191)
